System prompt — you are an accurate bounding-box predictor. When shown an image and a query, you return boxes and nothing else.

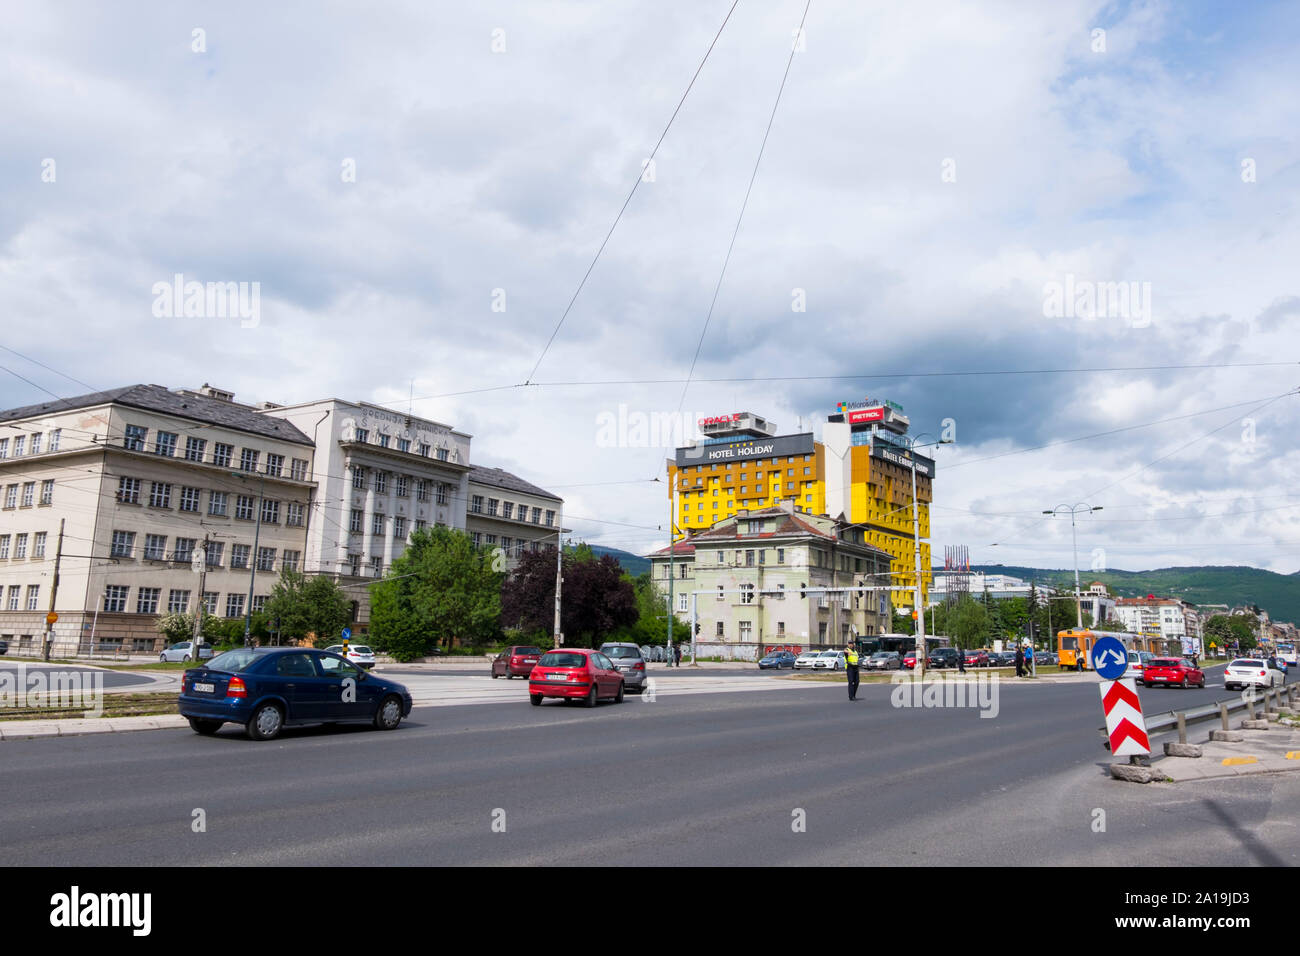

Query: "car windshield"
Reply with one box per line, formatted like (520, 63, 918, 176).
(206, 649, 259, 672)
(819, 651, 840, 657)
(352, 646, 373, 654)
(602, 646, 640, 658)
(1232, 660, 1262, 667)
(539, 652, 587, 668)
(1149, 659, 1180, 667)
(515, 647, 541, 655)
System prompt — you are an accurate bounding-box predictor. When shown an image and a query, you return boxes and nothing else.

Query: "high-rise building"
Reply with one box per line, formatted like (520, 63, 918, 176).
(668, 399, 934, 608)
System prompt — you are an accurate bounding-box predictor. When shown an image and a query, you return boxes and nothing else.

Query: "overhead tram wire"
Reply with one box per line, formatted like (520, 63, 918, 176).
(522, 0, 743, 386)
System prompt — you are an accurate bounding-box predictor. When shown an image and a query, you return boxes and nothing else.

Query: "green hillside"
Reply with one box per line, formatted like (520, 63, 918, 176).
(589, 545, 652, 578)
(959, 565, 1300, 624)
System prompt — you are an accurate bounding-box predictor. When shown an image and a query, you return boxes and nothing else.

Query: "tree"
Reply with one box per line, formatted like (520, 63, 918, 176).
(370, 526, 504, 661)
(946, 597, 990, 650)
(1204, 614, 1257, 651)
(156, 611, 223, 645)
(501, 545, 639, 646)
(264, 568, 352, 647)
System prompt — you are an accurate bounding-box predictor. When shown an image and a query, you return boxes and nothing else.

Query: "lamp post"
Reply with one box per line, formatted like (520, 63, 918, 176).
(899, 434, 952, 680)
(231, 471, 266, 646)
(1042, 503, 1102, 630)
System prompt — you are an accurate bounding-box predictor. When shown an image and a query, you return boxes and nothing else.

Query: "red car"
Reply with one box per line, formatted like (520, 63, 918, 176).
(529, 649, 625, 707)
(902, 652, 918, 670)
(492, 645, 543, 679)
(1142, 657, 1205, 689)
(963, 649, 990, 668)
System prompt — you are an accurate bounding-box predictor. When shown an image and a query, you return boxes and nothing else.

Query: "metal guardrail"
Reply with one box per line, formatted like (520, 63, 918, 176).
(1100, 683, 1299, 749)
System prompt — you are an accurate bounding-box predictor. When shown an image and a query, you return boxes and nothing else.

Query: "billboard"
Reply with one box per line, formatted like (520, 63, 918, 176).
(870, 443, 935, 477)
(675, 432, 815, 466)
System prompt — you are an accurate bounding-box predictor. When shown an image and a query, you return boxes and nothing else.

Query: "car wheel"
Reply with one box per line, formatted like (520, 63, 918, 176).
(615, 681, 625, 704)
(491, 671, 499, 679)
(1180, 677, 1188, 689)
(188, 718, 221, 735)
(160, 653, 167, 662)
(183, 654, 192, 662)
(530, 694, 543, 706)
(246, 703, 284, 741)
(584, 685, 598, 708)
(373, 694, 403, 731)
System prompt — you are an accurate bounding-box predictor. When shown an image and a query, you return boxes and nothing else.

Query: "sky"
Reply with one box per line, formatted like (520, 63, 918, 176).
(2, 0, 1299, 575)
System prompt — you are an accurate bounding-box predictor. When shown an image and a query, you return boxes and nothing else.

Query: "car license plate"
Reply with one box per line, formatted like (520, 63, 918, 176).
(549, 673, 568, 681)
(194, 682, 215, 693)
(1153, 676, 1166, 681)
(524, 658, 537, 663)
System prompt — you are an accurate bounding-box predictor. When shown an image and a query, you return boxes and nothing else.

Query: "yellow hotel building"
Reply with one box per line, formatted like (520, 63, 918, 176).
(669, 407, 932, 607)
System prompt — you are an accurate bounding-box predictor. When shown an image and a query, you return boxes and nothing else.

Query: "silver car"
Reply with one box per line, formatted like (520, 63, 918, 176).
(159, 641, 214, 662)
(325, 644, 377, 670)
(599, 642, 648, 691)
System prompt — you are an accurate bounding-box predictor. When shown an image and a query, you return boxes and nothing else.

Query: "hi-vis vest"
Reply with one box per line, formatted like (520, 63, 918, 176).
(845, 649, 859, 666)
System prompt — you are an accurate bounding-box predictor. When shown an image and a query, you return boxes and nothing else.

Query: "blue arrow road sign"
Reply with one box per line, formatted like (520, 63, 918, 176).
(341, 627, 352, 641)
(1091, 636, 1128, 680)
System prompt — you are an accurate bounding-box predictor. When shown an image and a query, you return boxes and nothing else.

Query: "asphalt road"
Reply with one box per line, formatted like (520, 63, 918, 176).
(2, 672, 1296, 866)
(0, 661, 160, 690)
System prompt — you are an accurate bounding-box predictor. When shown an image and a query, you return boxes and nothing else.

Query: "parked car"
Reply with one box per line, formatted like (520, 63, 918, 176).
(159, 641, 215, 663)
(865, 651, 902, 670)
(758, 650, 797, 669)
(1123, 650, 1154, 681)
(178, 647, 412, 740)
(1224, 658, 1285, 691)
(988, 651, 1016, 668)
(324, 643, 377, 670)
(902, 652, 918, 670)
(528, 648, 625, 707)
(794, 650, 823, 670)
(1036, 651, 1059, 667)
(599, 642, 648, 691)
(812, 650, 846, 671)
(490, 645, 543, 679)
(928, 647, 961, 669)
(962, 648, 990, 668)
(1141, 657, 1205, 689)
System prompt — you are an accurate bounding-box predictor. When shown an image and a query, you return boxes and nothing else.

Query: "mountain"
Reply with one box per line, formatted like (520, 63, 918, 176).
(953, 564, 1300, 623)
(589, 545, 651, 578)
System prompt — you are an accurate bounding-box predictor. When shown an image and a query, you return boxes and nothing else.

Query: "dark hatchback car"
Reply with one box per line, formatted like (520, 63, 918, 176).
(758, 650, 797, 669)
(178, 647, 413, 741)
(492, 645, 543, 679)
(928, 647, 961, 668)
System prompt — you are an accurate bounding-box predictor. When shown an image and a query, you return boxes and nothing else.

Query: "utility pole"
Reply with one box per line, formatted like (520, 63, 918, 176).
(666, 486, 675, 667)
(42, 518, 65, 662)
(191, 533, 209, 649)
(553, 506, 563, 647)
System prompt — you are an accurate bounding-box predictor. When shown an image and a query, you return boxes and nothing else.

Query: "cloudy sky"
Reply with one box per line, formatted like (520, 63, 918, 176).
(3, 0, 1299, 574)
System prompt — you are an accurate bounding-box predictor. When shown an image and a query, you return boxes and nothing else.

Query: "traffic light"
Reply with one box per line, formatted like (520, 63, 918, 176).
(694, 622, 700, 635)
(800, 583, 807, 599)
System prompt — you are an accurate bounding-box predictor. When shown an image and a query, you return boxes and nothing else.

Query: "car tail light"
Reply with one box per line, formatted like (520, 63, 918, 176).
(227, 676, 248, 698)
(1260, 670, 1267, 677)
(634, 662, 645, 670)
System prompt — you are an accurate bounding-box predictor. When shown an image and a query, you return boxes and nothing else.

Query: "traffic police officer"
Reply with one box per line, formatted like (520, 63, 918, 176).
(844, 643, 860, 701)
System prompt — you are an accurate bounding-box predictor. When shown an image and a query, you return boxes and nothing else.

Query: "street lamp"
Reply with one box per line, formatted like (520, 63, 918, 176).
(1042, 503, 1103, 631)
(231, 471, 266, 646)
(899, 433, 953, 680)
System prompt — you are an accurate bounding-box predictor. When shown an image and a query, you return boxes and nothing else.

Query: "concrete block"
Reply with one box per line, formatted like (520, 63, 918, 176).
(1164, 742, 1203, 758)
(1110, 764, 1169, 783)
(1211, 730, 1245, 742)
(1241, 719, 1271, 730)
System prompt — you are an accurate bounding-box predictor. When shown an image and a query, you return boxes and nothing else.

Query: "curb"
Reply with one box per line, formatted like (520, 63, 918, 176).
(0, 715, 187, 741)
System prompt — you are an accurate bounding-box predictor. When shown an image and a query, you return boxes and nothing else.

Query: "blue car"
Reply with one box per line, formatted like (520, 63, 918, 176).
(758, 651, 797, 670)
(178, 647, 413, 741)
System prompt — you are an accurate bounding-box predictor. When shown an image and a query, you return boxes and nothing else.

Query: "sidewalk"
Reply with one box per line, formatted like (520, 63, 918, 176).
(1155, 722, 1300, 782)
(0, 714, 187, 741)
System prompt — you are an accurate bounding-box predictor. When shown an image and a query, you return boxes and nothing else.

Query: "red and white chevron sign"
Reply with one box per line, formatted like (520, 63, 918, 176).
(1100, 678, 1150, 756)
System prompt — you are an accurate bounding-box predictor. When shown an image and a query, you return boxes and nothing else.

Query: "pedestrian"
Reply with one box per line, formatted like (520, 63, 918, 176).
(957, 646, 966, 674)
(844, 643, 860, 701)
(1025, 643, 1034, 677)
(674, 643, 682, 667)
(1014, 644, 1025, 678)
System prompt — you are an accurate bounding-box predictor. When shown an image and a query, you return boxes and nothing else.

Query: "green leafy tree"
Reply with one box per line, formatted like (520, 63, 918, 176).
(500, 544, 638, 646)
(156, 611, 223, 645)
(370, 526, 504, 661)
(264, 568, 353, 647)
(946, 597, 990, 650)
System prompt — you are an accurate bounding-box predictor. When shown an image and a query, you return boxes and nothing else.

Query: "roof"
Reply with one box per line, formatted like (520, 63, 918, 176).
(647, 541, 697, 558)
(0, 384, 314, 446)
(646, 506, 891, 559)
(468, 465, 562, 502)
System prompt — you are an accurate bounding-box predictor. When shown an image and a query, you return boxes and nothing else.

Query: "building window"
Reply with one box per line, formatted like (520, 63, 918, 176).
(283, 550, 301, 572)
(149, 482, 172, 509)
(470, 532, 482, 547)
(176, 486, 200, 513)
(397, 438, 410, 453)
(416, 480, 428, 502)
(231, 544, 250, 569)
(11, 436, 23, 456)
(394, 517, 407, 539)
(21, 482, 35, 507)
(741, 584, 755, 605)
(350, 509, 363, 533)
(487, 498, 499, 516)
(235, 495, 255, 521)
(174, 538, 196, 563)
(205, 542, 224, 567)
(717, 585, 724, 602)
(355, 428, 369, 444)
(374, 472, 388, 494)
(437, 447, 449, 461)
(372, 513, 385, 536)
(168, 590, 191, 614)
(136, 587, 161, 614)
(226, 594, 245, 618)
(185, 436, 206, 462)
(208, 491, 227, 516)
(265, 453, 284, 477)
(256, 547, 276, 571)
(251, 595, 268, 613)
(378, 434, 390, 448)
(349, 555, 361, 576)
(436, 484, 450, 506)
(352, 466, 367, 490)
(202, 592, 218, 614)
(14, 534, 27, 559)
(0, 438, 7, 459)
(290, 458, 308, 481)
(531, 507, 541, 524)
(396, 476, 409, 498)
(4, 585, 16, 609)
(110, 531, 135, 558)
(154, 431, 178, 456)
(260, 499, 280, 524)
(746, 550, 755, 567)
(471, 495, 484, 514)
(501, 502, 514, 519)
(286, 502, 304, 527)
(30, 433, 42, 455)
(716, 621, 725, 638)
(0, 535, 9, 559)
(545, 510, 555, 527)
(104, 585, 129, 613)
(485, 533, 497, 546)
(144, 534, 167, 561)
(213, 443, 233, 468)
(415, 519, 427, 532)
(33, 531, 47, 558)
(124, 424, 147, 451)
(418, 443, 430, 457)
(739, 621, 752, 641)
(240, 448, 259, 473)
